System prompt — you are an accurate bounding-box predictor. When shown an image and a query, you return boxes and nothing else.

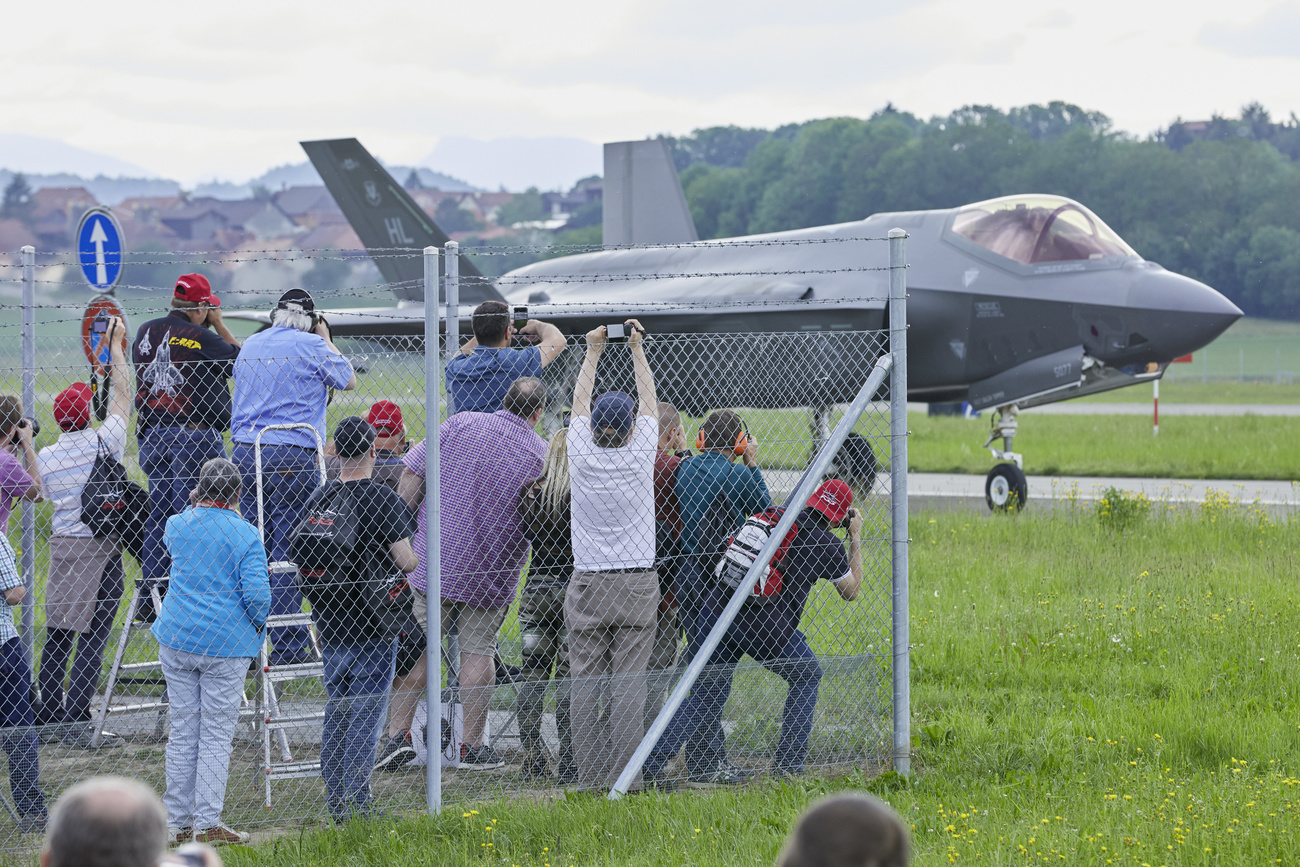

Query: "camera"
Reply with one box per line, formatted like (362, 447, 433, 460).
(606, 322, 628, 341)
(9, 417, 38, 445)
(837, 508, 859, 530)
(91, 313, 109, 335)
(512, 305, 528, 330)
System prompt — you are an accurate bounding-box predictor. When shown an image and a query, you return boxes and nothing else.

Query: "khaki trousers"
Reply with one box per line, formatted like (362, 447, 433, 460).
(564, 568, 658, 789)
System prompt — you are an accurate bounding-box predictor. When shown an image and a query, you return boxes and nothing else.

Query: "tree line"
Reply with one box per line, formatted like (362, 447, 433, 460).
(658, 102, 1300, 320)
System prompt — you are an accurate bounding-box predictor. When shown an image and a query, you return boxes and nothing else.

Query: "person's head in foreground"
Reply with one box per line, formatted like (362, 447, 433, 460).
(42, 776, 167, 867)
(778, 792, 911, 867)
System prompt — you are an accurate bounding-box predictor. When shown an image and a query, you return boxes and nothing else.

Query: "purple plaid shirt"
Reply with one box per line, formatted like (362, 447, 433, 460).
(404, 410, 545, 608)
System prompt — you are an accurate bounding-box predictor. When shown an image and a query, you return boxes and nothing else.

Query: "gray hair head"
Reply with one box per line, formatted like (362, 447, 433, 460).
(44, 776, 167, 867)
(192, 458, 242, 505)
(271, 306, 314, 332)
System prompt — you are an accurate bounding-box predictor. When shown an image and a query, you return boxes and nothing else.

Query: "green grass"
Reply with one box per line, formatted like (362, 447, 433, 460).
(204, 502, 1300, 867)
(907, 412, 1300, 479)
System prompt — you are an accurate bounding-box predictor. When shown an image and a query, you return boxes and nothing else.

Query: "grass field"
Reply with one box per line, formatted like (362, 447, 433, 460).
(203, 500, 1300, 867)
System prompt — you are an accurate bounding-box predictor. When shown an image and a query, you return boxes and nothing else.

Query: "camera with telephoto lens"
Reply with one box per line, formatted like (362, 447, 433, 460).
(9, 417, 38, 445)
(837, 508, 859, 530)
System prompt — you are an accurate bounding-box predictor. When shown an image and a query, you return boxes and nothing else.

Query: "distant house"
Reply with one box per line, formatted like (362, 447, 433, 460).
(158, 196, 295, 242)
(30, 187, 98, 248)
(0, 219, 38, 252)
(273, 186, 341, 229)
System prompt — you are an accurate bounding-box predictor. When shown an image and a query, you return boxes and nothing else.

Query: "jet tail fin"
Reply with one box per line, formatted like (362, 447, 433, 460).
(602, 139, 699, 246)
(300, 138, 499, 303)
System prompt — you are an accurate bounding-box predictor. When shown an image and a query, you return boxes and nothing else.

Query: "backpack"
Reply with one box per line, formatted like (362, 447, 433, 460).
(80, 435, 148, 560)
(289, 481, 360, 586)
(712, 507, 798, 599)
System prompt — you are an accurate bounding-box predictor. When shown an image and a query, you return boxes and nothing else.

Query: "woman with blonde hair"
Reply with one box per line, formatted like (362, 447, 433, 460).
(515, 424, 575, 783)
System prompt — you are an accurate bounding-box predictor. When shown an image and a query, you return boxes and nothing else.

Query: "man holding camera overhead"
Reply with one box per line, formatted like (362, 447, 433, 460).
(231, 287, 356, 666)
(446, 301, 565, 414)
(131, 274, 241, 621)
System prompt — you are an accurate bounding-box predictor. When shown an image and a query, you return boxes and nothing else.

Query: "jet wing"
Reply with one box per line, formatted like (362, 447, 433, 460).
(300, 138, 499, 304)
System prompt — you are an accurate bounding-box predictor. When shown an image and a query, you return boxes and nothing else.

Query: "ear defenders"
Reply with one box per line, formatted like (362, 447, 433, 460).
(695, 418, 750, 456)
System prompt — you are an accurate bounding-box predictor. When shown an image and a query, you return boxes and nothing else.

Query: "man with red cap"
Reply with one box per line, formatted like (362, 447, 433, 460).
(36, 317, 133, 744)
(640, 478, 864, 785)
(130, 273, 241, 620)
(324, 400, 407, 491)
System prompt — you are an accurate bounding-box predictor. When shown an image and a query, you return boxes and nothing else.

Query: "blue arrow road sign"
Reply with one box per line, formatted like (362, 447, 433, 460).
(76, 208, 124, 291)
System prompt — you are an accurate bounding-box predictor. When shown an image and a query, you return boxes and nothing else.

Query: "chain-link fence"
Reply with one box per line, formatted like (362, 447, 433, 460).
(0, 236, 908, 847)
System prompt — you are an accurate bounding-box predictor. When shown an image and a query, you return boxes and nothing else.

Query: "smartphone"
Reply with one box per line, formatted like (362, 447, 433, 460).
(513, 306, 528, 330)
(606, 323, 628, 341)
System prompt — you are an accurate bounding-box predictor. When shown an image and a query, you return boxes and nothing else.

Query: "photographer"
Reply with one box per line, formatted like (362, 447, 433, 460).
(36, 316, 132, 745)
(642, 479, 863, 786)
(446, 301, 565, 414)
(231, 288, 355, 666)
(0, 395, 42, 531)
(132, 274, 241, 621)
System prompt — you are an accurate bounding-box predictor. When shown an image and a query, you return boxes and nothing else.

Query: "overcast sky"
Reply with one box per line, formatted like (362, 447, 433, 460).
(4, 0, 1300, 187)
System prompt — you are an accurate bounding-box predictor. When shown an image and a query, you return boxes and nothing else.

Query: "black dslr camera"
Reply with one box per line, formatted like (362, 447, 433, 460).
(9, 418, 38, 446)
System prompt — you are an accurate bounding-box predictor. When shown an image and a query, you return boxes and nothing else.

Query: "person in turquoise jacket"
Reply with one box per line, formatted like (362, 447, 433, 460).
(152, 458, 270, 846)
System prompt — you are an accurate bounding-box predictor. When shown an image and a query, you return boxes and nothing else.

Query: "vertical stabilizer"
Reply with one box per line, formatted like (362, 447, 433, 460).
(602, 140, 699, 246)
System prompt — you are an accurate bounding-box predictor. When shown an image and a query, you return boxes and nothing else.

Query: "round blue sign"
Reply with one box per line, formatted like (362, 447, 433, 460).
(76, 208, 124, 292)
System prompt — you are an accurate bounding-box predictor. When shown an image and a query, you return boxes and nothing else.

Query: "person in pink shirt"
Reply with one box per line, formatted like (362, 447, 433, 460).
(0, 395, 42, 530)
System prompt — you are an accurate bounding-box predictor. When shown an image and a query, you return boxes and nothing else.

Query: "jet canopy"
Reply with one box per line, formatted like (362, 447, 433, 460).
(950, 195, 1137, 265)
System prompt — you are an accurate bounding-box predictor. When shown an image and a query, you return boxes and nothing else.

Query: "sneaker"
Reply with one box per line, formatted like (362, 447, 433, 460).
(494, 658, 524, 685)
(18, 813, 47, 834)
(457, 743, 505, 770)
(374, 731, 416, 772)
(167, 826, 192, 845)
(193, 823, 249, 846)
(642, 766, 677, 793)
(60, 724, 123, 749)
(686, 761, 756, 788)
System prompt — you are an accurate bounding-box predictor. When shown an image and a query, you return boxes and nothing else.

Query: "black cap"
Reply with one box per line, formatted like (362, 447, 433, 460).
(334, 416, 376, 458)
(277, 287, 315, 314)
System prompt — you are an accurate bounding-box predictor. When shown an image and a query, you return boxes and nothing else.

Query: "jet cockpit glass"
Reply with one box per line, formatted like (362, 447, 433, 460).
(950, 195, 1137, 265)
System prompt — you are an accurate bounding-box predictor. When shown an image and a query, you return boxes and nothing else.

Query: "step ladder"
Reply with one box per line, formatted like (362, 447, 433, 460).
(253, 423, 328, 807)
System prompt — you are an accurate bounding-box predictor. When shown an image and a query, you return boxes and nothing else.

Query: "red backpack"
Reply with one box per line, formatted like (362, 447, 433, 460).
(712, 507, 798, 599)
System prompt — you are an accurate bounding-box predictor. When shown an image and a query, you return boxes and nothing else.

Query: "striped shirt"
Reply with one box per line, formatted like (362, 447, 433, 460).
(0, 534, 21, 645)
(37, 415, 128, 538)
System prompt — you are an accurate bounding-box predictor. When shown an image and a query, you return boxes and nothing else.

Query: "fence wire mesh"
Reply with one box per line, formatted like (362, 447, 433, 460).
(0, 240, 904, 847)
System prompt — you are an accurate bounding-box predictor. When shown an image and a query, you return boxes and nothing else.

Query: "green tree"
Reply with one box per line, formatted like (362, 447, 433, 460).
(1, 173, 34, 225)
(434, 197, 484, 233)
(1235, 225, 1300, 318)
(495, 188, 547, 226)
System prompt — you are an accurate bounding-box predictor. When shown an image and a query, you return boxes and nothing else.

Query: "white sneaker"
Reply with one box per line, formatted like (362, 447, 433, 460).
(193, 823, 250, 845)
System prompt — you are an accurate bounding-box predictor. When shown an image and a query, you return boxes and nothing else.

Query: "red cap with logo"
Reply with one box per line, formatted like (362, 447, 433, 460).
(54, 382, 92, 431)
(367, 400, 404, 437)
(807, 478, 853, 524)
(174, 273, 220, 307)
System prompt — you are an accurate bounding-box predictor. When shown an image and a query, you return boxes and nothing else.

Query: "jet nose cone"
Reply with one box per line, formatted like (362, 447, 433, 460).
(1128, 267, 1242, 359)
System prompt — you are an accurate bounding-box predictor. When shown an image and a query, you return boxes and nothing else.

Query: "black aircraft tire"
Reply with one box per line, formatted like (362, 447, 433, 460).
(985, 463, 1028, 513)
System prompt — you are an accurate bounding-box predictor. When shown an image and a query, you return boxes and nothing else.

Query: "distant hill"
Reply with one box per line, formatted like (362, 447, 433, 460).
(193, 162, 477, 200)
(0, 133, 157, 178)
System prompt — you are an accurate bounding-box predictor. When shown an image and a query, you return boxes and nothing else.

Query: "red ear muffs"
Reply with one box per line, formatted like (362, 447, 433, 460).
(697, 421, 750, 455)
(695, 428, 707, 451)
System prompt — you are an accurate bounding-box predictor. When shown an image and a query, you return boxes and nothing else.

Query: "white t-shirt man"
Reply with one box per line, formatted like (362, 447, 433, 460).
(567, 414, 658, 572)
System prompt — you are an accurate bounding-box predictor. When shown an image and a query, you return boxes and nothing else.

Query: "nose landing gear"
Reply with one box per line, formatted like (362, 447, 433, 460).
(983, 404, 1027, 512)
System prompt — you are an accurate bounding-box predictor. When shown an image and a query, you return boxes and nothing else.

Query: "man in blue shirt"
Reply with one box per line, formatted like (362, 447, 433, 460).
(644, 479, 863, 786)
(669, 408, 771, 786)
(445, 301, 565, 413)
(231, 288, 355, 664)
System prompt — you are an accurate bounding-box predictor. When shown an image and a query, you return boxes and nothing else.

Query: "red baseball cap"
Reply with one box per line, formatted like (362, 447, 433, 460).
(174, 273, 220, 307)
(53, 382, 92, 431)
(807, 478, 853, 524)
(367, 400, 404, 437)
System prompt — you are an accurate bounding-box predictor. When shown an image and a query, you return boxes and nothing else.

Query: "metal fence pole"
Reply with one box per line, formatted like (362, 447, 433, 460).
(888, 228, 911, 777)
(423, 245, 442, 814)
(19, 247, 35, 673)
(611, 352, 894, 798)
(444, 241, 459, 410)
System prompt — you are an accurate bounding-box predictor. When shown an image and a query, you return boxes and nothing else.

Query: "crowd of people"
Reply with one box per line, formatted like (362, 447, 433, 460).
(0, 283, 869, 839)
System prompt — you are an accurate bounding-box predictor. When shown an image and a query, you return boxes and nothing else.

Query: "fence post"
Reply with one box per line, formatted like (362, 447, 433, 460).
(888, 228, 910, 777)
(610, 353, 894, 798)
(423, 245, 442, 814)
(444, 241, 460, 409)
(19, 247, 35, 673)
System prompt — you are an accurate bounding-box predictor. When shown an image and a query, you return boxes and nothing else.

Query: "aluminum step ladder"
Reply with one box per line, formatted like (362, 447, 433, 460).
(253, 423, 327, 806)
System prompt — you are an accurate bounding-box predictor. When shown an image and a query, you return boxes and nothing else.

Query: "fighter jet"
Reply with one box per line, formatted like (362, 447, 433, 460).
(273, 137, 1242, 511)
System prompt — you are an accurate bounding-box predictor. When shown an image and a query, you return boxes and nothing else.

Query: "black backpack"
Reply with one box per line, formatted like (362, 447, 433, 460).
(80, 436, 148, 561)
(289, 481, 360, 586)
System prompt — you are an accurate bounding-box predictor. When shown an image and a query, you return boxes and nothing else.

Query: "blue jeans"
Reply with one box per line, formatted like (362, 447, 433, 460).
(669, 556, 728, 774)
(140, 427, 226, 584)
(0, 637, 43, 817)
(320, 640, 395, 818)
(232, 443, 319, 656)
(159, 645, 249, 830)
(647, 619, 823, 775)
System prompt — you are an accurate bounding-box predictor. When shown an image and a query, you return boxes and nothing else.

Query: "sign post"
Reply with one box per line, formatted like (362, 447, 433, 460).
(75, 207, 125, 293)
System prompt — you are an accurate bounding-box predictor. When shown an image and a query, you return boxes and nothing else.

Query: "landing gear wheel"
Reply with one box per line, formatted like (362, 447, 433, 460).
(985, 463, 1027, 513)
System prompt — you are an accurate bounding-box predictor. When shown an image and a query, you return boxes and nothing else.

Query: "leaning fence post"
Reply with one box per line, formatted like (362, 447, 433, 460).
(888, 228, 910, 777)
(610, 353, 894, 798)
(19, 246, 35, 674)
(423, 245, 442, 814)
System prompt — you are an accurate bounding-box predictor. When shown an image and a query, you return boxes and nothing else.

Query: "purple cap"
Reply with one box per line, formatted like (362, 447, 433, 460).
(591, 391, 636, 436)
